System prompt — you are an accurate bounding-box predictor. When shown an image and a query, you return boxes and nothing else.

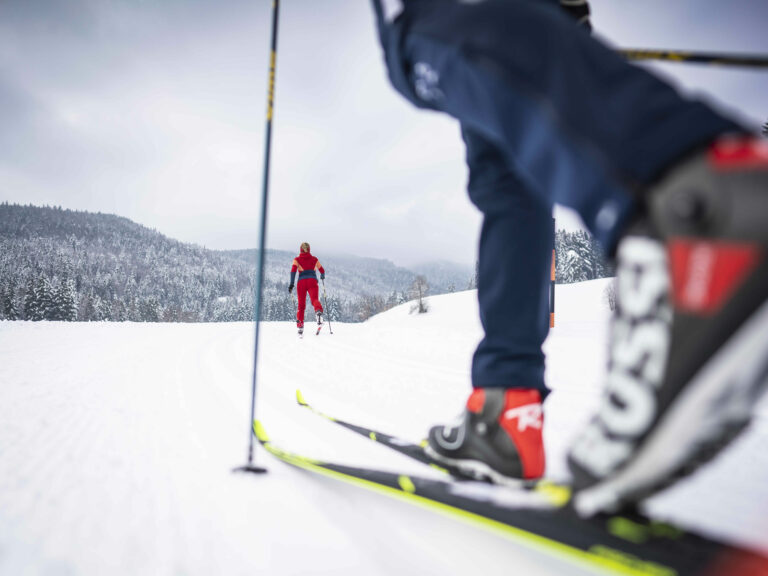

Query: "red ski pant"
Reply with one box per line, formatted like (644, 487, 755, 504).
(296, 279, 322, 327)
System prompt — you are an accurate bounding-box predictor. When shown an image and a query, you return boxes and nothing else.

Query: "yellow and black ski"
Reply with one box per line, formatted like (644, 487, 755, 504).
(254, 418, 767, 576)
(295, 389, 453, 472)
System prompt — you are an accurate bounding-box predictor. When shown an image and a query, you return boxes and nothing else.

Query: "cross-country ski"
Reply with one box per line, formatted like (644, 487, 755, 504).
(254, 419, 768, 576)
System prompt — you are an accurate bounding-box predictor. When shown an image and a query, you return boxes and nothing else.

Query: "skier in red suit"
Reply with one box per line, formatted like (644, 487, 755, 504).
(289, 242, 325, 334)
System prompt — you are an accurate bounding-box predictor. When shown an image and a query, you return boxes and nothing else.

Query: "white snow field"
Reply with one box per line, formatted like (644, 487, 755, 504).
(1, 279, 767, 576)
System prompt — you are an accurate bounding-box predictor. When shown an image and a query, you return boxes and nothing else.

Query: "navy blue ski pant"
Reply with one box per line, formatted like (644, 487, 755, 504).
(371, 0, 742, 394)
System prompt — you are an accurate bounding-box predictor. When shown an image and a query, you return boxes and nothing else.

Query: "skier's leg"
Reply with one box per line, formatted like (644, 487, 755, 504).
(308, 281, 323, 315)
(296, 280, 307, 328)
(374, 0, 768, 505)
(466, 129, 552, 395)
(426, 129, 550, 482)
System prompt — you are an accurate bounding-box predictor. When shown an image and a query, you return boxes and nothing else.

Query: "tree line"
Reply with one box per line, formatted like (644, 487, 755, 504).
(0, 204, 611, 323)
(554, 229, 614, 284)
(0, 204, 457, 323)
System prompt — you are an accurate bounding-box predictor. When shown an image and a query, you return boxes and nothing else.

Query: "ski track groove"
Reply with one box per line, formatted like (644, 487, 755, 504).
(261, 323, 471, 440)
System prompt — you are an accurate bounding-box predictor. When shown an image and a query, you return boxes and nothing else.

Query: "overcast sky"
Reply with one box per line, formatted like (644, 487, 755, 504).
(1, 0, 766, 267)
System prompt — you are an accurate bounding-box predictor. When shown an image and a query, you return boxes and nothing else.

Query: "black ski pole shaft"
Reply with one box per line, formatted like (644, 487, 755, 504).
(322, 279, 333, 335)
(235, 0, 280, 475)
(292, 291, 302, 334)
(619, 48, 768, 69)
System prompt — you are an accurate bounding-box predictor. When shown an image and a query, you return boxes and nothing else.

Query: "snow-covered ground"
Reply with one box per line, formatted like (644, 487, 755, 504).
(1, 279, 767, 576)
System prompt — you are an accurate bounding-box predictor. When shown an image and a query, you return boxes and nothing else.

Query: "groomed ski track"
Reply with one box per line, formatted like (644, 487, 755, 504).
(1, 280, 767, 575)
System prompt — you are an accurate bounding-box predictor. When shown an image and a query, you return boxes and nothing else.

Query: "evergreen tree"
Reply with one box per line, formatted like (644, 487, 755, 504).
(325, 294, 342, 322)
(34, 277, 55, 320)
(554, 229, 612, 284)
(138, 296, 161, 322)
(23, 279, 38, 320)
(57, 278, 78, 321)
(0, 277, 18, 320)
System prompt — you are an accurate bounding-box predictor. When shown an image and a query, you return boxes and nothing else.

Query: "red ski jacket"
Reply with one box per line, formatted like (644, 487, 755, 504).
(290, 252, 325, 285)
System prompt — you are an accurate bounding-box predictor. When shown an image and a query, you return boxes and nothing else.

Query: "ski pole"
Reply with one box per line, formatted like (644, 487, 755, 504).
(321, 279, 333, 335)
(619, 48, 768, 69)
(234, 0, 280, 476)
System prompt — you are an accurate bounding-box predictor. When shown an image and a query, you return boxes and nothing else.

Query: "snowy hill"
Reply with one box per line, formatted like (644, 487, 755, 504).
(1, 279, 767, 576)
(0, 204, 472, 323)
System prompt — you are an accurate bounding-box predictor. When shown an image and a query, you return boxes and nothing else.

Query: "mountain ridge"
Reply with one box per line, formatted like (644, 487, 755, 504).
(0, 203, 473, 322)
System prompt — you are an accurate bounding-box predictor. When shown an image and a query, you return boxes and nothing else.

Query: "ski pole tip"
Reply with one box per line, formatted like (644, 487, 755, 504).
(232, 464, 269, 475)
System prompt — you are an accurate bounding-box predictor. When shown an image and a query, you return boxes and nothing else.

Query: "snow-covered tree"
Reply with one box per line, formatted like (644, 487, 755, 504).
(409, 275, 429, 314)
(554, 229, 613, 284)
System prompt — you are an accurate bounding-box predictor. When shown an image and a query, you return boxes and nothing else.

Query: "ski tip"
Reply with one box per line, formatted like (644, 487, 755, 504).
(253, 420, 269, 443)
(296, 389, 307, 407)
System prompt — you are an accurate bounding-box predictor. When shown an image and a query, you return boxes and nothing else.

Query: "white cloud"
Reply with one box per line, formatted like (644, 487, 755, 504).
(1, 0, 766, 266)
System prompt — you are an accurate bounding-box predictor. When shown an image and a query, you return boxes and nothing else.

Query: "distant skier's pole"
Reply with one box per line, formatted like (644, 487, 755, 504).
(550, 218, 556, 329)
(321, 279, 333, 335)
(234, 0, 281, 475)
(291, 290, 299, 328)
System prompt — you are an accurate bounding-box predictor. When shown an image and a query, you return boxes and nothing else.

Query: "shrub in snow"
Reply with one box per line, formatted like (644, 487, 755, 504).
(603, 280, 617, 312)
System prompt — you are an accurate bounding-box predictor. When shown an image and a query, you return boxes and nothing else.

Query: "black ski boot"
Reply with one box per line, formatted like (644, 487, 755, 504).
(425, 388, 545, 485)
(569, 136, 768, 516)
